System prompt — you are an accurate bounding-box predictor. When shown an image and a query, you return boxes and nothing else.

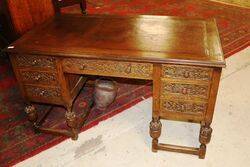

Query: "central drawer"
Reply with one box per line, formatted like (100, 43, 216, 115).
(62, 58, 153, 80)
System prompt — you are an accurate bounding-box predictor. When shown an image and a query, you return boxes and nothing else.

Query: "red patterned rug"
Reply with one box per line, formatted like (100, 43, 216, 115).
(0, 0, 249, 166)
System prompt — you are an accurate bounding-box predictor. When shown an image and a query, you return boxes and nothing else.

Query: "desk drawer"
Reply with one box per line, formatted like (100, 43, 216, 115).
(14, 54, 56, 69)
(24, 85, 61, 102)
(160, 80, 210, 100)
(162, 65, 212, 81)
(160, 98, 207, 115)
(20, 70, 58, 85)
(63, 58, 153, 79)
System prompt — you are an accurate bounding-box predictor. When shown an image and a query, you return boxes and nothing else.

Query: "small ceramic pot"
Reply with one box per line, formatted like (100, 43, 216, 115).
(94, 78, 117, 110)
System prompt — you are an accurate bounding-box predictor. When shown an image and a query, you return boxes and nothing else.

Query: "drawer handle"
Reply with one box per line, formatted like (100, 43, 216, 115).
(184, 72, 190, 78)
(31, 60, 38, 66)
(79, 65, 85, 70)
(182, 88, 188, 95)
(125, 65, 132, 74)
(39, 90, 46, 96)
(34, 75, 41, 81)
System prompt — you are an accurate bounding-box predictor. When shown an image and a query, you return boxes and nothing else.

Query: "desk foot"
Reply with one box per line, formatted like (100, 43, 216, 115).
(198, 144, 206, 159)
(82, 10, 87, 15)
(150, 117, 162, 153)
(65, 110, 78, 140)
(198, 121, 212, 159)
(25, 105, 37, 123)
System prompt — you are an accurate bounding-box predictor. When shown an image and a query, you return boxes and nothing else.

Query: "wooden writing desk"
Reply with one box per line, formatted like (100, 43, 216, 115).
(5, 14, 225, 159)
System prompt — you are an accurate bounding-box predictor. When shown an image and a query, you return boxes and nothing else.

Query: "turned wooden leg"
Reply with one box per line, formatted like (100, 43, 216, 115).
(198, 121, 212, 159)
(80, 0, 87, 15)
(65, 106, 78, 140)
(150, 117, 162, 152)
(25, 105, 40, 133)
(25, 105, 37, 124)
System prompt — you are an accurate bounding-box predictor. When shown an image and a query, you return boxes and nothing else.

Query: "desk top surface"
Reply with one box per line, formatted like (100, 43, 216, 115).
(6, 14, 225, 67)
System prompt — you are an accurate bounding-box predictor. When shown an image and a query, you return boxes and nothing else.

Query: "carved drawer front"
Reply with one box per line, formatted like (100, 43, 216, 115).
(161, 80, 210, 100)
(24, 85, 61, 100)
(63, 58, 153, 79)
(162, 65, 212, 81)
(14, 54, 56, 69)
(160, 99, 207, 115)
(20, 71, 58, 85)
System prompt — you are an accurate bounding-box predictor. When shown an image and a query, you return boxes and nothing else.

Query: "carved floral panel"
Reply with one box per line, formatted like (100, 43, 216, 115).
(15, 55, 56, 69)
(162, 65, 212, 81)
(161, 82, 209, 99)
(161, 100, 207, 114)
(25, 86, 61, 99)
(20, 71, 57, 85)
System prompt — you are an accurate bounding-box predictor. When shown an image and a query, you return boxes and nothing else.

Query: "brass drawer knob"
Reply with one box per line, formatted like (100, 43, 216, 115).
(39, 90, 46, 96)
(31, 60, 38, 66)
(184, 72, 190, 78)
(182, 88, 188, 95)
(34, 75, 42, 81)
(125, 65, 132, 74)
(79, 65, 86, 70)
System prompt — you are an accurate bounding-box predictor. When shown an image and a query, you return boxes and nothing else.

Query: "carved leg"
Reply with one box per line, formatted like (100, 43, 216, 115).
(80, 0, 87, 15)
(25, 105, 40, 133)
(198, 121, 212, 159)
(65, 106, 78, 140)
(150, 117, 162, 152)
(25, 105, 37, 124)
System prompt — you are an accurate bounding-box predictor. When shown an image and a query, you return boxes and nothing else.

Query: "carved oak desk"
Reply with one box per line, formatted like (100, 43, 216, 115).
(5, 14, 225, 159)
